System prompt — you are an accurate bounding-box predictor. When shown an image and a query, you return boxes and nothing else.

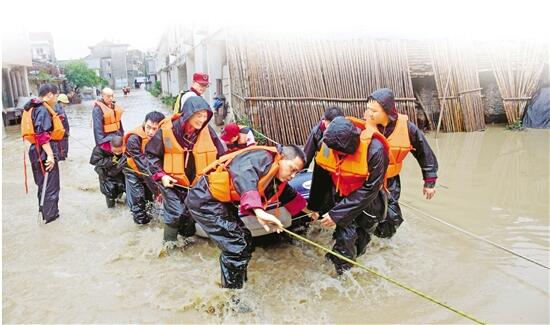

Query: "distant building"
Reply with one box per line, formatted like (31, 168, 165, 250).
(29, 32, 56, 63)
(2, 27, 32, 109)
(144, 52, 157, 86)
(27, 32, 67, 95)
(126, 49, 145, 87)
(87, 40, 129, 89)
(155, 23, 229, 107)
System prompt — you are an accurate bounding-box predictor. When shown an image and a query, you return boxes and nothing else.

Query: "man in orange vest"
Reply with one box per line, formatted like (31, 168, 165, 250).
(89, 136, 126, 208)
(21, 84, 65, 224)
(185, 145, 307, 289)
(92, 87, 124, 153)
(308, 116, 389, 274)
(123, 111, 165, 224)
(219, 122, 256, 153)
(364, 88, 438, 239)
(146, 96, 225, 243)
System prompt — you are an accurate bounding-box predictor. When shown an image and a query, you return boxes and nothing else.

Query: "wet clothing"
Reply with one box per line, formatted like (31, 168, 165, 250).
(31, 161, 60, 224)
(225, 126, 256, 153)
(303, 120, 335, 214)
(92, 99, 124, 150)
(124, 131, 159, 224)
(374, 119, 438, 238)
(303, 120, 326, 168)
(308, 118, 389, 274)
(186, 148, 306, 289)
(124, 170, 158, 224)
(89, 146, 126, 202)
(145, 96, 224, 232)
(54, 103, 70, 161)
(23, 100, 63, 223)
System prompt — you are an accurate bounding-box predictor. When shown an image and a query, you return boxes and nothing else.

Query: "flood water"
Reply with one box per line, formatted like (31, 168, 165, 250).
(2, 88, 549, 323)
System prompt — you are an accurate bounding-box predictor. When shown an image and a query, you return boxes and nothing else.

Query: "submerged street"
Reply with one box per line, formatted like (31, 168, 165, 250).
(2, 88, 549, 323)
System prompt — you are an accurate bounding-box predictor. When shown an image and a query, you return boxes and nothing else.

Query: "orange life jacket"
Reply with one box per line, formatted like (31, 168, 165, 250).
(95, 101, 123, 133)
(386, 114, 412, 178)
(21, 102, 65, 144)
(203, 146, 284, 205)
(160, 114, 218, 186)
(315, 116, 388, 196)
(123, 126, 148, 172)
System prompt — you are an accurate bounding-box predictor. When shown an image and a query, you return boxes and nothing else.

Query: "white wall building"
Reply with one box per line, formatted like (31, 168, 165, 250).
(155, 24, 231, 108)
(2, 27, 32, 109)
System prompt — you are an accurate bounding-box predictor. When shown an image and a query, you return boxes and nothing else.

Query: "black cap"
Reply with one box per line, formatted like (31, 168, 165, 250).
(323, 117, 360, 154)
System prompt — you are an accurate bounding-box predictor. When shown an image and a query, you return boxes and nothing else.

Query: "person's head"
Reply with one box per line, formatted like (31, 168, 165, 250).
(57, 93, 70, 107)
(38, 84, 59, 106)
(365, 88, 397, 126)
(181, 96, 212, 131)
(187, 110, 209, 130)
(323, 117, 360, 155)
(192, 72, 209, 95)
(143, 111, 165, 139)
(102, 87, 115, 105)
(143, 111, 164, 140)
(322, 106, 344, 128)
(220, 123, 240, 143)
(110, 136, 124, 155)
(277, 145, 306, 182)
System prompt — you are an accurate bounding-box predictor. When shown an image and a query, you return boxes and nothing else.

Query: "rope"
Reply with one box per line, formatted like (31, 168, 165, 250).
(281, 227, 486, 324)
(401, 201, 550, 270)
(232, 109, 281, 146)
(71, 136, 191, 190)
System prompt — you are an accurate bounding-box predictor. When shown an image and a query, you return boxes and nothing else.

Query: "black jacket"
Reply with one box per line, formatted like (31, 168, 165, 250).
(125, 130, 150, 173)
(145, 96, 225, 181)
(303, 121, 324, 168)
(89, 146, 127, 178)
(54, 103, 70, 160)
(23, 100, 62, 163)
(308, 118, 389, 227)
(92, 99, 124, 146)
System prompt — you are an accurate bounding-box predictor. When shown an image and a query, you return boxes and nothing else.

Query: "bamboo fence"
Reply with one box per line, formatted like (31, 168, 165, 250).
(431, 40, 485, 133)
(226, 35, 417, 145)
(488, 41, 546, 124)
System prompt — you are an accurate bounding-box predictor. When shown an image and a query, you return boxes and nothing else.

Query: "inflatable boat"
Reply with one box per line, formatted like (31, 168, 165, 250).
(195, 170, 312, 238)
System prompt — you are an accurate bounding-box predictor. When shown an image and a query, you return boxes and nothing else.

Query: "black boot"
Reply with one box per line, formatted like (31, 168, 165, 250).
(106, 196, 115, 208)
(325, 253, 352, 275)
(45, 214, 60, 224)
(133, 212, 151, 225)
(163, 224, 179, 242)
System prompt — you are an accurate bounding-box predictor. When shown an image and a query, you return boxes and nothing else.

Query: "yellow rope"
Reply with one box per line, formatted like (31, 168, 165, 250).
(280, 228, 486, 324)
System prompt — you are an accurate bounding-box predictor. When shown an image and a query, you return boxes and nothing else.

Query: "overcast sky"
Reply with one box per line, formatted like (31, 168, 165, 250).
(2, 0, 549, 61)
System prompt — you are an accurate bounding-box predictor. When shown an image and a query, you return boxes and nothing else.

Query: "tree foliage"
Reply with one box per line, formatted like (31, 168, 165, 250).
(64, 60, 104, 88)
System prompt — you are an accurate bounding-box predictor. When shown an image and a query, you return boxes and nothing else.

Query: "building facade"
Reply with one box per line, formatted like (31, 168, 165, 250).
(87, 40, 129, 89)
(2, 27, 32, 109)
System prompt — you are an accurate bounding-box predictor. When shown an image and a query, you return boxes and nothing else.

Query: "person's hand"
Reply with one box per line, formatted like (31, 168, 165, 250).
(255, 209, 283, 233)
(45, 155, 55, 171)
(112, 156, 119, 164)
(302, 208, 319, 221)
(423, 186, 436, 200)
(161, 175, 177, 188)
(309, 212, 320, 221)
(320, 213, 336, 228)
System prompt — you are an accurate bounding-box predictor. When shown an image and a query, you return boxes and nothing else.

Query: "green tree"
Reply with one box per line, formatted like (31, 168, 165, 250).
(64, 60, 102, 89)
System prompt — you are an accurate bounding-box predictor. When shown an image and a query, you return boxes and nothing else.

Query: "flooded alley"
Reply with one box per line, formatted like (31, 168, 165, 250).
(2, 88, 549, 323)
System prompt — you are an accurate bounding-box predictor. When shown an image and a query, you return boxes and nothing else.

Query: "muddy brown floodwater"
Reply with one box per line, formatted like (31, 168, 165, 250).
(2, 88, 549, 323)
